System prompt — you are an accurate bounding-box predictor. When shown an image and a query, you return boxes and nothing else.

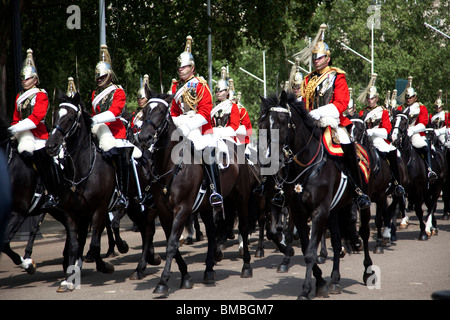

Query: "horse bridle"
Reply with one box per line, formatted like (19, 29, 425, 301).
(55, 102, 82, 139)
(53, 101, 96, 191)
(266, 103, 323, 185)
(143, 98, 171, 153)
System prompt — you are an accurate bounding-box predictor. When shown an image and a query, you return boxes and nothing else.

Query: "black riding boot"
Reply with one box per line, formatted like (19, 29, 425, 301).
(418, 146, 437, 183)
(341, 143, 371, 209)
(386, 150, 405, 196)
(204, 147, 223, 208)
(113, 147, 133, 210)
(33, 148, 61, 209)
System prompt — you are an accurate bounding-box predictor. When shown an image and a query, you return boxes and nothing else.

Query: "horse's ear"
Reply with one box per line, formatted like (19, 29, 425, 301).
(164, 94, 173, 105)
(280, 90, 287, 107)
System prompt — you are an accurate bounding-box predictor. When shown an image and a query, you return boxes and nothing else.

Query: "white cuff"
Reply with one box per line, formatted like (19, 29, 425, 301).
(370, 128, 388, 139)
(186, 114, 207, 131)
(411, 123, 426, 134)
(10, 118, 37, 134)
(236, 125, 247, 136)
(92, 110, 116, 124)
(316, 103, 340, 119)
(172, 114, 189, 127)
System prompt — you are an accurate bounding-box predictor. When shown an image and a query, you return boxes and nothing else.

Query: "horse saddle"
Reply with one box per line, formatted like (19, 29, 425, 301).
(322, 126, 370, 183)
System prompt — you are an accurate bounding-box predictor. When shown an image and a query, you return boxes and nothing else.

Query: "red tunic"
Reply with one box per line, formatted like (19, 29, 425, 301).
(91, 86, 127, 139)
(397, 103, 428, 136)
(302, 68, 351, 127)
(171, 76, 214, 134)
(238, 106, 253, 144)
(12, 90, 49, 140)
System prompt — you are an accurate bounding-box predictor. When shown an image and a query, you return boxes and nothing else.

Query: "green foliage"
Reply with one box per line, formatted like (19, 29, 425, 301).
(2, 0, 448, 124)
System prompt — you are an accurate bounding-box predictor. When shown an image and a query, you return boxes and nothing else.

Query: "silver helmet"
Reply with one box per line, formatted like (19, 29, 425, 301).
(357, 73, 378, 104)
(435, 89, 444, 108)
(20, 49, 39, 83)
(405, 76, 416, 99)
(95, 44, 114, 86)
(137, 74, 149, 99)
(177, 35, 195, 68)
(66, 77, 77, 97)
(215, 66, 229, 93)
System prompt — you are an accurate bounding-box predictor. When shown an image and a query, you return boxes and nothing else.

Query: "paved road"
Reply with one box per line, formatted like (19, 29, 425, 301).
(1, 200, 449, 303)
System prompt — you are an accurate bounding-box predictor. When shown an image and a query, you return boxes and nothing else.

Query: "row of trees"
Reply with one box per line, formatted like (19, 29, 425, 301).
(0, 0, 448, 127)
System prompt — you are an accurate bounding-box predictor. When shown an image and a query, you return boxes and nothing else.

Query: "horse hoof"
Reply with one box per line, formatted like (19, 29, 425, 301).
(57, 281, 75, 293)
(418, 233, 428, 241)
(25, 260, 37, 275)
(153, 283, 169, 296)
(241, 266, 253, 278)
(373, 246, 384, 254)
(317, 256, 326, 264)
(184, 237, 194, 245)
(196, 232, 204, 241)
(297, 294, 310, 300)
(181, 275, 194, 289)
(148, 254, 162, 266)
(254, 249, 264, 258)
(129, 270, 145, 280)
(316, 285, 329, 298)
(432, 228, 438, 236)
(117, 241, 129, 254)
(383, 238, 391, 247)
(203, 271, 216, 284)
(97, 261, 114, 274)
(105, 250, 119, 258)
(276, 264, 289, 273)
(329, 283, 342, 294)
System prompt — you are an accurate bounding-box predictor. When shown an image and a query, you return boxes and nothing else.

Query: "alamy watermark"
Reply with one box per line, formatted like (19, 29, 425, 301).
(167, 129, 281, 176)
(367, 4, 381, 29)
(366, 265, 381, 290)
(66, 5, 81, 30)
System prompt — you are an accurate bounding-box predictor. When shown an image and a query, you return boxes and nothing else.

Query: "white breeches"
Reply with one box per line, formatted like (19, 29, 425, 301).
(410, 133, 428, 149)
(16, 130, 46, 154)
(371, 136, 397, 152)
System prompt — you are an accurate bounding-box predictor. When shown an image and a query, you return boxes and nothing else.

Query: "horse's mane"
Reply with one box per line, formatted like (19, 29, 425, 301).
(57, 91, 93, 133)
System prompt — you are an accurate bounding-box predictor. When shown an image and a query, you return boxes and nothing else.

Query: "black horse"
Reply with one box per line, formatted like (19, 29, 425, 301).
(390, 110, 446, 240)
(45, 92, 118, 291)
(349, 116, 407, 252)
(258, 91, 374, 299)
(0, 116, 50, 275)
(138, 92, 253, 296)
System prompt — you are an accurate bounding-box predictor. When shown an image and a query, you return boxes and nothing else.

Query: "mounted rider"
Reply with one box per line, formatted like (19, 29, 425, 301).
(170, 35, 223, 208)
(91, 44, 136, 209)
(297, 23, 371, 209)
(429, 90, 449, 148)
(9, 48, 60, 209)
(357, 74, 405, 196)
(397, 76, 437, 183)
(129, 74, 150, 140)
(211, 66, 240, 143)
(234, 89, 253, 147)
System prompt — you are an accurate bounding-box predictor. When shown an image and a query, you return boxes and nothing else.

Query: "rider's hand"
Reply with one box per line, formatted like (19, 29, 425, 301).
(309, 110, 321, 120)
(178, 124, 191, 137)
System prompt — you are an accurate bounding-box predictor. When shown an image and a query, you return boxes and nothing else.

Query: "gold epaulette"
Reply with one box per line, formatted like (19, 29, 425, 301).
(330, 67, 346, 74)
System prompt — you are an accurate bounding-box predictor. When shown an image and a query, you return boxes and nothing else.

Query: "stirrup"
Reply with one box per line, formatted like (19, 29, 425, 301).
(355, 188, 371, 209)
(209, 192, 223, 207)
(115, 195, 129, 210)
(41, 194, 60, 209)
(428, 171, 437, 183)
(394, 185, 406, 196)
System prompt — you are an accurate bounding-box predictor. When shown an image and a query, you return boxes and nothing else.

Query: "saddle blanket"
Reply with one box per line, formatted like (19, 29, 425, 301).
(323, 126, 370, 183)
